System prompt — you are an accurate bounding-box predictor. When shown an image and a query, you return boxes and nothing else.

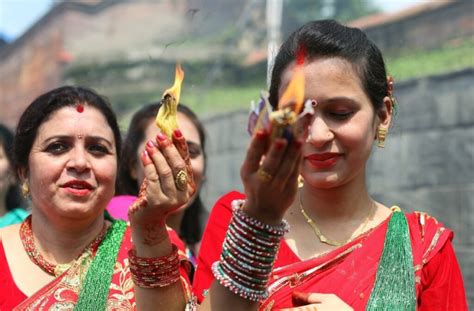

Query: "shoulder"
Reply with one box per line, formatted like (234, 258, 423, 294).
(405, 211, 453, 265)
(0, 223, 21, 240)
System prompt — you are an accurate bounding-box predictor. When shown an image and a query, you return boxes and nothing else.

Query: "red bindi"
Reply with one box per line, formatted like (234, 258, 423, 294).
(76, 105, 84, 113)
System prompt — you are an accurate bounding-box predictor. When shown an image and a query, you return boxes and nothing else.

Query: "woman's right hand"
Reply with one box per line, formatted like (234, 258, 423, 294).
(240, 126, 304, 225)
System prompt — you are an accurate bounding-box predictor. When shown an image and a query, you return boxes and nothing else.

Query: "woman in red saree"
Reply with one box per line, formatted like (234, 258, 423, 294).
(194, 20, 467, 310)
(0, 86, 195, 310)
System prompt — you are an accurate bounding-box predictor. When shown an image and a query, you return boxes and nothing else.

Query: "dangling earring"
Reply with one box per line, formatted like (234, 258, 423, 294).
(22, 182, 30, 198)
(377, 127, 388, 148)
(298, 175, 304, 188)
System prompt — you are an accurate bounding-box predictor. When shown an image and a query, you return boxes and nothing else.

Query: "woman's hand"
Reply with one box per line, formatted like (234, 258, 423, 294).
(240, 116, 310, 225)
(128, 129, 193, 246)
(279, 292, 353, 311)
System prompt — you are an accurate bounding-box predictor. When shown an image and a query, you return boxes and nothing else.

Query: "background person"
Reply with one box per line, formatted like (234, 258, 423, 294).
(108, 103, 206, 263)
(0, 123, 28, 228)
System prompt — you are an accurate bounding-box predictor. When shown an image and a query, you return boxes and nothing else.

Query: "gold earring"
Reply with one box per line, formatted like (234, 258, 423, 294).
(377, 127, 387, 148)
(298, 175, 304, 188)
(22, 182, 30, 198)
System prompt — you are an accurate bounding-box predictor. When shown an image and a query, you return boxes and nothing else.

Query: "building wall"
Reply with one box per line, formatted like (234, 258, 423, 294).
(361, 1, 474, 55)
(201, 68, 474, 306)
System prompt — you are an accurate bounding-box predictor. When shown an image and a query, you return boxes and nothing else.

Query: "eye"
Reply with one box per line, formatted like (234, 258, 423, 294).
(44, 142, 69, 154)
(88, 144, 110, 156)
(328, 111, 354, 120)
(187, 143, 202, 159)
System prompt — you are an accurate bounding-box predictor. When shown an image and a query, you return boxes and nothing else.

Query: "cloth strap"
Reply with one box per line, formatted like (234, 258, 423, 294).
(74, 220, 127, 310)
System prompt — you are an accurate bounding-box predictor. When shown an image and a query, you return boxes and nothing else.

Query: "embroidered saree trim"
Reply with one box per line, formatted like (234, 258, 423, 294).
(75, 220, 127, 310)
(366, 210, 416, 310)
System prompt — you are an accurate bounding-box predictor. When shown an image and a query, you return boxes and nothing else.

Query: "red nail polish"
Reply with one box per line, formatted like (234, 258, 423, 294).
(255, 129, 267, 140)
(146, 140, 155, 148)
(157, 133, 167, 141)
(141, 150, 152, 165)
(294, 139, 303, 149)
(275, 139, 286, 150)
(173, 129, 183, 138)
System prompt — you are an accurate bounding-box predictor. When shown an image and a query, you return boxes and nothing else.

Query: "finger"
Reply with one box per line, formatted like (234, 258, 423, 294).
(274, 138, 303, 186)
(305, 293, 330, 304)
(141, 147, 159, 184)
(171, 129, 189, 164)
(241, 129, 269, 176)
(156, 133, 188, 192)
(258, 138, 288, 181)
(145, 139, 175, 195)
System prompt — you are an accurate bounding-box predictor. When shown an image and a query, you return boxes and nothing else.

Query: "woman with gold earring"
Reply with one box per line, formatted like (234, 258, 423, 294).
(194, 20, 467, 310)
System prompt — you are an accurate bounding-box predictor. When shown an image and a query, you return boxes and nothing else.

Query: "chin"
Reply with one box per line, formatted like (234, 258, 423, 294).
(303, 173, 343, 190)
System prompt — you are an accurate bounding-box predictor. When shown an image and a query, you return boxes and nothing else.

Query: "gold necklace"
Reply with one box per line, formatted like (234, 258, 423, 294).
(299, 195, 374, 247)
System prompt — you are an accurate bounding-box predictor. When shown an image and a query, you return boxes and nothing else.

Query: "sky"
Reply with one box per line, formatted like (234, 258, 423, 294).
(0, 0, 426, 42)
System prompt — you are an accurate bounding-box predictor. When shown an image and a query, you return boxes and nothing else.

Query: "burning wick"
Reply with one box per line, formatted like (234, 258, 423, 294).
(76, 105, 84, 113)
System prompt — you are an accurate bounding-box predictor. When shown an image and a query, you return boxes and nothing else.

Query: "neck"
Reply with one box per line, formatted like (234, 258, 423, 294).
(30, 208, 106, 264)
(166, 209, 185, 234)
(299, 173, 374, 222)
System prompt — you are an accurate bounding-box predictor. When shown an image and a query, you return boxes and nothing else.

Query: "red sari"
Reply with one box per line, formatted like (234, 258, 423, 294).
(193, 191, 467, 310)
(0, 224, 192, 310)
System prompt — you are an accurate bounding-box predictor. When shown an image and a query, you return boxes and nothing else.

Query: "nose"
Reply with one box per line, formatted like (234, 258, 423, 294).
(306, 115, 334, 148)
(67, 146, 91, 173)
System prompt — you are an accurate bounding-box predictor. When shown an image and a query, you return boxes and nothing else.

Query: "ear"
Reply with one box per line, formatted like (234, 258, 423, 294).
(17, 167, 28, 184)
(376, 96, 393, 131)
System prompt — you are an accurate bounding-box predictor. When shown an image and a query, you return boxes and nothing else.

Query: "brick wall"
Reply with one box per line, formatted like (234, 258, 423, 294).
(201, 68, 474, 306)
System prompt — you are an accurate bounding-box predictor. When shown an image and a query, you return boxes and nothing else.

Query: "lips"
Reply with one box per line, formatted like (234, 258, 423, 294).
(61, 180, 94, 196)
(304, 153, 341, 169)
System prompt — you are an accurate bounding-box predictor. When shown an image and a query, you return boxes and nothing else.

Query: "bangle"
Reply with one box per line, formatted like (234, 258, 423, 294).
(128, 244, 180, 288)
(212, 199, 288, 301)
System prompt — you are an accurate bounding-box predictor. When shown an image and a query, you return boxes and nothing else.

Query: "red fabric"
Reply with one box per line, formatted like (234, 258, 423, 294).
(0, 224, 191, 310)
(192, 191, 468, 310)
(0, 240, 27, 309)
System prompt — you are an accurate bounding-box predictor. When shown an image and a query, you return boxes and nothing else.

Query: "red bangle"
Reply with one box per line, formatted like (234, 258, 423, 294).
(128, 244, 181, 288)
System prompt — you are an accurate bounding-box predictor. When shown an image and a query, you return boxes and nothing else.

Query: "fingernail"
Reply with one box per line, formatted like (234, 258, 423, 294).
(141, 150, 152, 165)
(157, 133, 167, 142)
(146, 140, 155, 148)
(255, 129, 267, 140)
(274, 139, 286, 150)
(173, 129, 183, 138)
(294, 138, 303, 149)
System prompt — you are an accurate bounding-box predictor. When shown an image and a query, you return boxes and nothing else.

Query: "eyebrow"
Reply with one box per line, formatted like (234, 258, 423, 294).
(41, 135, 114, 148)
(318, 97, 358, 105)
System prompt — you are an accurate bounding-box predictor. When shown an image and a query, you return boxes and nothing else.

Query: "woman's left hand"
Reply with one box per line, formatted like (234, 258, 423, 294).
(128, 129, 194, 245)
(278, 292, 353, 311)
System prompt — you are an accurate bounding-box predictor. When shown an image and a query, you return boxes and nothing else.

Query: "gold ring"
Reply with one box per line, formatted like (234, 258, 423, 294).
(257, 168, 273, 182)
(175, 169, 188, 191)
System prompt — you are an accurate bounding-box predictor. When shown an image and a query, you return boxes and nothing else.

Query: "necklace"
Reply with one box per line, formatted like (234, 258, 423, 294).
(299, 194, 374, 247)
(20, 215, 108, 277)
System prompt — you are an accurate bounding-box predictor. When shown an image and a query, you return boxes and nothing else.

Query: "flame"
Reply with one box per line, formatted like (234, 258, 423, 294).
(278, 66, 305, 113)
(163, 63, 185, 104)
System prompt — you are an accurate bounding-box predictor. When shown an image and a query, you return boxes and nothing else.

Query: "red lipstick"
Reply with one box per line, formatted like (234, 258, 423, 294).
(61, 180, 93, 196)
(305, 153, 341, 169)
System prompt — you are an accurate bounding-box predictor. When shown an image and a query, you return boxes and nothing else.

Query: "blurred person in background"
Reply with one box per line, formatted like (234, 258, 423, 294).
(0, 86, 194, 310)
(195, 20, 467, 310)
(0, 123, 28, 228)
(108, 103, 207, 265)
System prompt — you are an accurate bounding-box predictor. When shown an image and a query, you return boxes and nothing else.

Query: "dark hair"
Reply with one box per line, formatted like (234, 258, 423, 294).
(0, 124, 25, 211)
(13, 86, 122, 176)
(269, 20, 389, 112)
(117, 103, 207, 245)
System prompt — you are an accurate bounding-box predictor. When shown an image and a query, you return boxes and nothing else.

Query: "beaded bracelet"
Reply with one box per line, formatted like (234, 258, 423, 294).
(128, 244, 181, 288)
(212, 199, 289, 302)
